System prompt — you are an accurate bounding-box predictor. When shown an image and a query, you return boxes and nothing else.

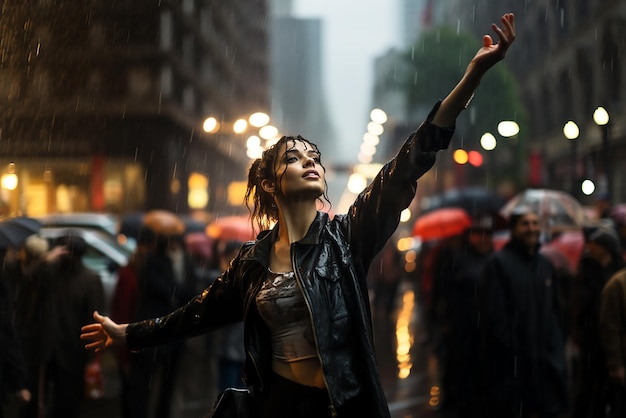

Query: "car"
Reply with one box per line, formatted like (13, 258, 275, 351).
(36, 212, 136, 253)
(38, 227, 130, 313)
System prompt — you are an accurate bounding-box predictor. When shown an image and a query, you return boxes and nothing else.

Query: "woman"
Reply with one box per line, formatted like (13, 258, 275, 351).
(81, 13, 515, 418)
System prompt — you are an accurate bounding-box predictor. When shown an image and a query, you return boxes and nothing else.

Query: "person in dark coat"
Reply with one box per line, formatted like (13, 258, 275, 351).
(433, 216, 495, 416)
(0, 248, 31, 418)
(478, 207, 568, 418)
(46, 235, 104, 418)
(209, 239, 247, 391)
(599, 267, 626, 417)
(571, 226, 625, 418)
(130, 232, 199, 418)
(9, 236, 60, 418)
(109, 227, 155, 418)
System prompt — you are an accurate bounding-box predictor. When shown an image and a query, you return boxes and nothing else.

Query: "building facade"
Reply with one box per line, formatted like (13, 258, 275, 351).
(0, 0, 269, 217)
(447, 0, 626, 203)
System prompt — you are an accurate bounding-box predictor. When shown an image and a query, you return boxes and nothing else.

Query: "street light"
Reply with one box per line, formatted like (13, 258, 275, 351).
(203, 112, 271, 134)
(497, 121, 520, 138)
(480, 132, 497, 151)
(249, 112, 270, 128)
(563, 121, 579, 140)
(202, 117, 219, 133)
(593, 106, 611, 202)
(563, 120, 579, 196)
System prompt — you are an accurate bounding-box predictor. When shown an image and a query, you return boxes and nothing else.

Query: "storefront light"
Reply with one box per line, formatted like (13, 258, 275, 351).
(1, 173, 18, 190)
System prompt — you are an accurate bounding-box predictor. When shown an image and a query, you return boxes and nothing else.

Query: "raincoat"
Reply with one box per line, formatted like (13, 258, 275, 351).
(479, 239, 568, 416)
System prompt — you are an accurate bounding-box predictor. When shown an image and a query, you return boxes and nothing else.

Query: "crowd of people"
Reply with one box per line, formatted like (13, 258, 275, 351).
(411, 196, 626, 418)
(0, 221, 249, 418)
(0, 234, 104, 418)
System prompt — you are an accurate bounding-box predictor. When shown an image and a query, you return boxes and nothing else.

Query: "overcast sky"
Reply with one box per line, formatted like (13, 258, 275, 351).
(293, 1, 401, 164)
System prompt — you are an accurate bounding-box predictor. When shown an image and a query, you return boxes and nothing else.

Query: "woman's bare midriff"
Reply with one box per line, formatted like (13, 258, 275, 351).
(272, 357, 326, 389)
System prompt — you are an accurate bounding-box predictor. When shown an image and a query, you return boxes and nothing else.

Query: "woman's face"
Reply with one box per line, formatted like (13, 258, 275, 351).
(273, 139, 325, 200)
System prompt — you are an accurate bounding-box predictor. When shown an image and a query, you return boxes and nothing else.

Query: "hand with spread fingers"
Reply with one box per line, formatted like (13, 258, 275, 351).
(80, 311, 128, 352)
(469, 13, 516, 75)
(433, 12, 516, 128)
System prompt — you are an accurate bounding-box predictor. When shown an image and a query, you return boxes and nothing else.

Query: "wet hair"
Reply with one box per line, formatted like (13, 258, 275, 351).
(244, 135, 331, 231)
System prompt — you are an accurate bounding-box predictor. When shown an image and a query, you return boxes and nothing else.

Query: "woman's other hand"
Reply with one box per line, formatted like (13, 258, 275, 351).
(80, 311, 128, 352)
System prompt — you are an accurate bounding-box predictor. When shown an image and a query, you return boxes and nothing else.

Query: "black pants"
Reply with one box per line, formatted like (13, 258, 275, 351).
(253, 373, 332, 418)
(252, 373, 372, 418)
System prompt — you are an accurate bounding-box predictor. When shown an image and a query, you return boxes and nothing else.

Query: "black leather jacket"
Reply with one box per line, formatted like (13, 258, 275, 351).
(126, 102, 453, 417)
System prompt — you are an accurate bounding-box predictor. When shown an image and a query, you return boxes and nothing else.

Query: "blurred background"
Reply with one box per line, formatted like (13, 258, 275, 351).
(0, 0, 623, 224)
(1, 1, 625, 417)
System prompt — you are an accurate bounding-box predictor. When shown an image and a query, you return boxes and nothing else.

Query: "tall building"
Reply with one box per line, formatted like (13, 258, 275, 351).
(270, 17, 333, 146)
(371, 1, 445, 166)
(0, 1, 269, 216)
(268, 0, 336, 202)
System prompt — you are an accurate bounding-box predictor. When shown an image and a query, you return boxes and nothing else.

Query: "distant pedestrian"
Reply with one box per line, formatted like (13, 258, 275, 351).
(109, 227, 155, 418)
(608, 206, 626, 259)
(209, 240, 247, 391)
(477, 207, 568, 418)
(594, 192, 613, 222)
(0, 248, 31, 418)
(571, 226, 625, 418)
(9, 235, 59, 418)
(131, 232, 198, 418)
(599, 267, 626, 417)
(433, 216, 495, 416)
(46, 235, 104, 418)
(368, 239, 404, 321)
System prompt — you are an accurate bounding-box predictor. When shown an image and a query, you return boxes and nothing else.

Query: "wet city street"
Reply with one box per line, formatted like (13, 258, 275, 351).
(4, 280, 440, 418)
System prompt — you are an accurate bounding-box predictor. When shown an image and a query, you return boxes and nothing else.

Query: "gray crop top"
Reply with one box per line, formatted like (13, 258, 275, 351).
(255, 269, 318, 362)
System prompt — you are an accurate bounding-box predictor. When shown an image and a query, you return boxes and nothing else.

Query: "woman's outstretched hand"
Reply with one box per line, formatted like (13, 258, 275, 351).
(80, 311, 128, 352)
(469, 13, 516, 76)
(434, 12, 516, 127)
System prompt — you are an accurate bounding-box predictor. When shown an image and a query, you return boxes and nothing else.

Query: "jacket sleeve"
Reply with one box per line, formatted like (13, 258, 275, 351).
(125, 250, 246, 350)
(346, 101, 454, 268)
(599, 273, 626, 371)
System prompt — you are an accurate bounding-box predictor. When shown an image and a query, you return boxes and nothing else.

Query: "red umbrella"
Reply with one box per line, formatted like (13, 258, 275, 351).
(412, 207, 471, 241)
(206, 216, 257, 242)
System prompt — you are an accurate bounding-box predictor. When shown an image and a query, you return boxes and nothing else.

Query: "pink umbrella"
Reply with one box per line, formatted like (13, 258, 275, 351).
(206, 216, 257, 242)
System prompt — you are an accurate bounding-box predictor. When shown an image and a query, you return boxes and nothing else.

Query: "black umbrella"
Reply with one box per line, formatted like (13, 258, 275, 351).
(118, 212, 144, 239)
(421, 187, 507, 217)
(181, 215, 208, 234)
(0, 216, 42, 249)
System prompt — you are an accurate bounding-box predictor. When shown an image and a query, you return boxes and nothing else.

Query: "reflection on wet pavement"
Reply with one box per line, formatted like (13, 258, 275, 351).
(376, 280, 440, 418)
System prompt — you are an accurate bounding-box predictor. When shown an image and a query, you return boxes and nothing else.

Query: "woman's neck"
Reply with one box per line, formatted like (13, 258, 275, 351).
(275, 199, 318, 244)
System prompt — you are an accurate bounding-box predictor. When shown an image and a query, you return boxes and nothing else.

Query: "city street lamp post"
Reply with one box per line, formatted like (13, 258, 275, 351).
(563, 120, 579, 197)
(480, 132, 497, 188)
(593, 106, 611, 202)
